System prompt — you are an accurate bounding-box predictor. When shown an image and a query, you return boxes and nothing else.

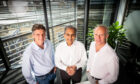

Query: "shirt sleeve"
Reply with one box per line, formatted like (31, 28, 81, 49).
(87, 42, 93, 71)
(51, 43, 55, 66)
(55, 46, 67, 71)
(22, 50, 36, 84)
(75, 43, 87, 69)
(102, 55, 119, 84)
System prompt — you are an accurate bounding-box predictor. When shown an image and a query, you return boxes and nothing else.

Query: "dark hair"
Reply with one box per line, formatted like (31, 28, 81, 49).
(64, 25, 77, 35)
(32, 24, 46, 32)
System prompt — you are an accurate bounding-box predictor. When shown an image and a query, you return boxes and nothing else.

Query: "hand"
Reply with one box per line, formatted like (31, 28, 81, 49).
(87, 70, 89, 73)
(66, 65, 77, 76)
(53, 67, 56, 73)
(66, 66, 71, 75)
(69, 65, 77, 76)
(96, 80, 99, 84)
(71, 65, 77, 71)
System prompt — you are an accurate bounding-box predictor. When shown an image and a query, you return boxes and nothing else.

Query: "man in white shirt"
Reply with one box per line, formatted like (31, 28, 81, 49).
(22, 24, 56, 84)
(55, 25, 87, 84)
(87, 25, 119, 84)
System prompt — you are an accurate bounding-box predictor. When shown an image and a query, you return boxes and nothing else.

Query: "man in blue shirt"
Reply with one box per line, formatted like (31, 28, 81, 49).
(22, 24, 56, 84)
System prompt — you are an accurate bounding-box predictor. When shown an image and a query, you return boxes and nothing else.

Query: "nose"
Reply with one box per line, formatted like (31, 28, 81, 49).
(70, 35, 73, 38)
(39, 35, 44, 39)
(95, 35, 102, 41)
(68, 35, 72, 40)
(96, 34, 101, 39)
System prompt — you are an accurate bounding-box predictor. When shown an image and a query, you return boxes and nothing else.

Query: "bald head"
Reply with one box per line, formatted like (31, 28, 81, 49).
(94, 25, 108, 35)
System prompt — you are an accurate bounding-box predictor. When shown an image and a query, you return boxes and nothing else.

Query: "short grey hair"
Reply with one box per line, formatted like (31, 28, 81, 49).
(94, 24, 109, 34)
(64, 25, 77, 35)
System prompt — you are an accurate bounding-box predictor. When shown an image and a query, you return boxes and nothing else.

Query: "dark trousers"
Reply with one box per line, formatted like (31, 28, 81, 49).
(60, 68, 82, 84)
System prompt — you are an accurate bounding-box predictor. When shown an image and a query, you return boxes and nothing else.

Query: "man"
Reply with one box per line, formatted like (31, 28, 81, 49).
(22, 24, 56, 84)
(55, 25, 87, 84)
(87, 25, 119, 84)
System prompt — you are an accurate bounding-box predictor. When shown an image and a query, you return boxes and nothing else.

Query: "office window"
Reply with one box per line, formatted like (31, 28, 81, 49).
(87, 0, 118, 49)
(0, 0, 45, 70)
(46, 0, 77, 47)
(123, 0, 140, 47)
(77, 0, 85, 43)
(0, 54, 5, 71)
(123, 0, 140, 77)
(124, 0, 140, 19)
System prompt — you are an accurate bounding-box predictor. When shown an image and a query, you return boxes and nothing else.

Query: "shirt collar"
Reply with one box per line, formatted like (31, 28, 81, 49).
(64, 40, 76, 47)
(98, 43, 108, 52)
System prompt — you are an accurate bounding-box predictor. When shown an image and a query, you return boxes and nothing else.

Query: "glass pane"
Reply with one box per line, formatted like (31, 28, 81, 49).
(77, 0, 85, 43)
(0, 54, 6, 72)
(87, 0, 117, 49)
(124, 0, 140, 19)
(46, 0, 77, 48)
(123, 1, 140, 77)
(0, 0, 45, 69)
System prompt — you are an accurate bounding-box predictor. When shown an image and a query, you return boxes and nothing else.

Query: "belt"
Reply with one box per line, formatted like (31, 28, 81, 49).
(36, 68, 54, 77)
(92, 76, 101, 80)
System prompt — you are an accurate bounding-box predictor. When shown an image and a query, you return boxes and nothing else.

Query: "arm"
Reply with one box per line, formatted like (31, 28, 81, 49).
(51, 43, 56, 72)
(55, 46, 67, 71)
(55, 45, 74, 76)
(87, 42, 93, 71)
(52, 46, 55, 66)
(52, 47, 57, 73)
(103, 56, 119, 83)
(22, 51, 36, 84)
(75, 44, 87, 69)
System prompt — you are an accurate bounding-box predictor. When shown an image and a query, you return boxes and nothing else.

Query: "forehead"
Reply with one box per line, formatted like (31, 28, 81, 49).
(94, 27, 106, 34)
(33, 29, 45, 33)
(65, 28, 75, 34)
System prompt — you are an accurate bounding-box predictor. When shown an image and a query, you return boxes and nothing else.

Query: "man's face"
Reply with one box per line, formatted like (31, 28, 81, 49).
(32, 29, 46, 46)
(94, 27, 108, 46)
(64, 28, 76, 46)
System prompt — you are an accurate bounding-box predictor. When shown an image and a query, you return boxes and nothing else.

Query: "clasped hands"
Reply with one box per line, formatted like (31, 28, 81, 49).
(66, 65, 77, 76)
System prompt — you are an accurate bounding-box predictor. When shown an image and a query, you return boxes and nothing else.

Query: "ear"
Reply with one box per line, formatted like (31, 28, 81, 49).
(106, 34, 109, 39)
(32, 33, 35, 39)
(64, 34, 66, 39)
